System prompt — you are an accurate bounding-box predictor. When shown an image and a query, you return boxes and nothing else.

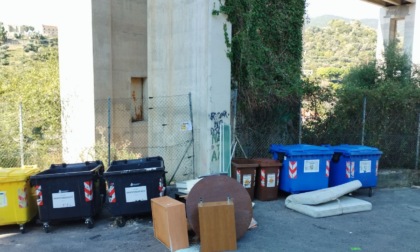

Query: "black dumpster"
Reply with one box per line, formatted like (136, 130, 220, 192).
(103, 156, 166, 227)
(29, 161, 105, 233)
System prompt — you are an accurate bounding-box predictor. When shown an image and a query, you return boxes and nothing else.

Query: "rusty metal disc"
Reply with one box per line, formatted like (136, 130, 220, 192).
(186, 175, 253, 240)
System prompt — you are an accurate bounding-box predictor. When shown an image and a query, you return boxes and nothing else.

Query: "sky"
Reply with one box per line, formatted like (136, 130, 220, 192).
(0, 0, 381, 29)
(306, 0, 381, 20)
(0, 0, 59, 28)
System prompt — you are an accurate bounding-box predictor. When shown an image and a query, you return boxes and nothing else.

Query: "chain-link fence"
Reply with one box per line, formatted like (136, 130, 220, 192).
(231, 89, 300, 159)
(233, 95, 420, 170)
(91, 94, 195, 183)
(1, 94, 195, 184)
(4, 89, 418, 177)
(0, 101, 62, 169)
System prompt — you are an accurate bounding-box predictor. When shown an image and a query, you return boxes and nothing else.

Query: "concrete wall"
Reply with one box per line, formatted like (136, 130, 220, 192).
(148, 0, 231, 177)
(106, 0, 148, 154)
(376, 3, 420, 65)
(59, 0, 148, 162)
(377, 169, 420, 188)
(59, 0, 231, 177)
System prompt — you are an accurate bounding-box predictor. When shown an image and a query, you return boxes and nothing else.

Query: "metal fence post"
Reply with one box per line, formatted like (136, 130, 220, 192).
(188, 92, 195, 178)
(108, 97, 111, 167)
(19, 102, 24, 167)
(298, 99, 302, 144)
(231, 89, 238, 150)
(416, 113, 420, 170)
(361, 96, 367, 145)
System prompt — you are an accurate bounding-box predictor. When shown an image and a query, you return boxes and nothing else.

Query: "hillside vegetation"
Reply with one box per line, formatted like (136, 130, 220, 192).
(0, 27, 61, 168)
(305, 15, 378, 29)
(303, 19, 377, 78)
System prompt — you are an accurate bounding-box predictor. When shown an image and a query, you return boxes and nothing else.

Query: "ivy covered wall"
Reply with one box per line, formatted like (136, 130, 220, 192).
(219, 0, 306, 155)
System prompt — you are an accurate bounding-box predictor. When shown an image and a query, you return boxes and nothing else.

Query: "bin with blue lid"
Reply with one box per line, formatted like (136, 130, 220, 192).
(326, 144, 382, 196)
(269, 144, 334, 194)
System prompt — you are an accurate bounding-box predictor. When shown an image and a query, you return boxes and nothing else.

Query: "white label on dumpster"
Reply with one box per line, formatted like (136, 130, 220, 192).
(0, 191, 7, 207)
(304, 159, 320, 173)
(242, 174, 252, 188)
(52, 192, 75, 208)
(267, 173, 276, 188)
(360, 160, 371, 173)
(125, 186, 147, 203)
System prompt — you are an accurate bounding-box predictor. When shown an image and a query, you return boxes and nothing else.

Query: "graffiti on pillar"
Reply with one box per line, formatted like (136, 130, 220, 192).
(210, 111, 229, 162)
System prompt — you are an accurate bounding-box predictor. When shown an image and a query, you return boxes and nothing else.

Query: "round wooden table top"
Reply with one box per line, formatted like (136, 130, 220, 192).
(185, 174, 253, 240)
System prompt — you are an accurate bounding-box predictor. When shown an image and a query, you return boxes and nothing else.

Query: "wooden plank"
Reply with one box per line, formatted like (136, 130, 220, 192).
(151, 196, 189, 252)
(198, 201, 237, 252)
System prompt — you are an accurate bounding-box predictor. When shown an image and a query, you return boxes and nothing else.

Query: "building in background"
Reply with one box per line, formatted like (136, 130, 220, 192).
(42, 25, 58, 37)
(1, 22, 57, 39)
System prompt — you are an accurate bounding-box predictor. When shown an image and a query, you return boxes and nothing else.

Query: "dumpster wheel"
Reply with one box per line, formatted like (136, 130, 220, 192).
(19, 224, 25, 234)
(368, 187, 373, 197)
(85, 218, 94, 229)
(43, 223, 50, 233)
(116, 217, 126, 227)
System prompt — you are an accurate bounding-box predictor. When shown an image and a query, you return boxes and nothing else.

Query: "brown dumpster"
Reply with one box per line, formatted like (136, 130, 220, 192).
(252, 158, 282, 201)
(231, 158, 258, 200)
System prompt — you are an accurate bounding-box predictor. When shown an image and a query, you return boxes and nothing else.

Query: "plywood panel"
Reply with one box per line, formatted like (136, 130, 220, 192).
(151, 196, 189, 251)
(198, 201, 237, 252)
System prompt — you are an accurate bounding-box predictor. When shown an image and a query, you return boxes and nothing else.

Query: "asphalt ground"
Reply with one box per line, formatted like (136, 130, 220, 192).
(1, 186, 419, 252)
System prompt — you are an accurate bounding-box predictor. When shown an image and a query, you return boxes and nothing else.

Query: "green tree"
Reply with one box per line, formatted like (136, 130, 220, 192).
(304, 43, 420, 168)
(0, 22, 7, 45)
(303, 19, 376, 75)
(0, 45, 10, 65)
(0, 47, 61, 167)
(316, 67, 345, 82)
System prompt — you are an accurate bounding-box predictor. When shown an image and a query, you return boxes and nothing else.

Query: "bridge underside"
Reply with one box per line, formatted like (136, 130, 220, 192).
(363, 0, 415, 7)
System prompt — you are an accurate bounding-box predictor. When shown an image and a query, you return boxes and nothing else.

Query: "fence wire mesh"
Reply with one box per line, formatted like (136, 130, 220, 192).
(233, 94, 420, 170)
(93, 94, 194, 183)
(2, 92, 419, 173)
(0, 101, 62, 169)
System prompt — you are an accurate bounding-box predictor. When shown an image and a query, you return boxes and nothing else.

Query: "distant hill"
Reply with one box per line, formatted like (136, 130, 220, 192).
(303, 18, 377, 74)
(305, 15, 378, 29)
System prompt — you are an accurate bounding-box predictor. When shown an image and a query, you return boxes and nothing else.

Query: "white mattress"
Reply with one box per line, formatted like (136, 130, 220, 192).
(285, 180, 372, 218)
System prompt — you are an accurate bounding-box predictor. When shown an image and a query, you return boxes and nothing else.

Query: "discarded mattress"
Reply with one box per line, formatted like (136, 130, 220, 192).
(285, 180, 372, 218)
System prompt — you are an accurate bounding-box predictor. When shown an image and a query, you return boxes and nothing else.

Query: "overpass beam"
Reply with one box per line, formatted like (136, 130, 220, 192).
(383, 0, 403, 5)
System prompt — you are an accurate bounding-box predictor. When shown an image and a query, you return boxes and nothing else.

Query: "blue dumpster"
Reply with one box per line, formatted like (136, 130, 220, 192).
(327, 144, 382, 196)
(269, 144, 333, 194)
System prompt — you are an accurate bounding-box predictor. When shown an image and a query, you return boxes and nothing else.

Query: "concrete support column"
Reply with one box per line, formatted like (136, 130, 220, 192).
(148, 0, 231, 177)
(58, 0, 96, 162)
(376, 3, 419, 65)
(411, 3, 420, 65)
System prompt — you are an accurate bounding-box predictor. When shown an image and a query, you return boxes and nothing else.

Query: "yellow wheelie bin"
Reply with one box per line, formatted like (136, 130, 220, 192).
(0, 166, 40, 233)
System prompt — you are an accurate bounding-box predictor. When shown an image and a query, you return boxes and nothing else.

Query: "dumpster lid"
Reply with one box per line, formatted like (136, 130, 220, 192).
(0, 166, 40, 182)
(327, 144, 383, 156)
(269, 144, 333, 156)
(251, 158, 282, 167)
(231, 158, 259, 168)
